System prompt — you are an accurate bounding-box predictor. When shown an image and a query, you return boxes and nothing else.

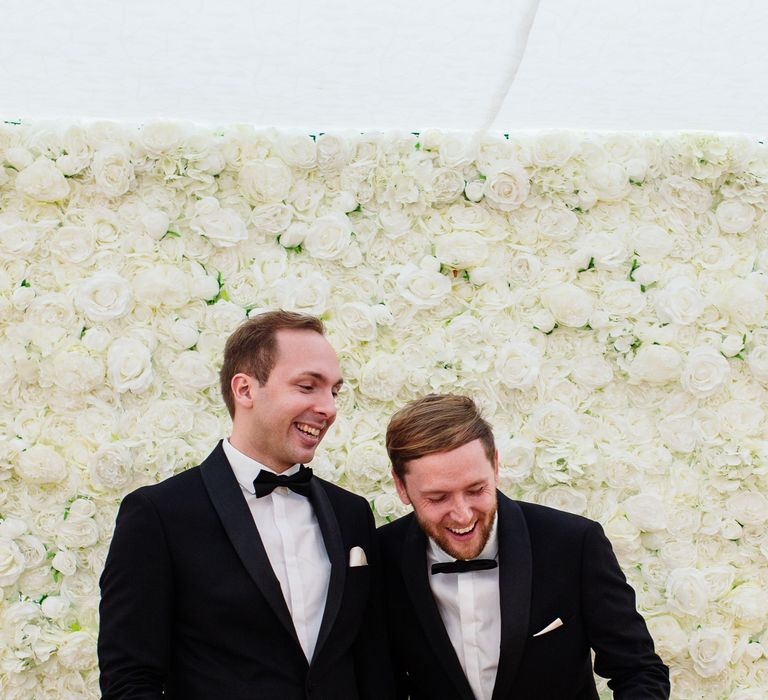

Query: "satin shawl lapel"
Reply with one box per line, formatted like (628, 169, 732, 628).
(308, 478, 345, 664)
(199, 443, 300, 649)
(491, 494, 533, 700)
(401, 518, 476, 700)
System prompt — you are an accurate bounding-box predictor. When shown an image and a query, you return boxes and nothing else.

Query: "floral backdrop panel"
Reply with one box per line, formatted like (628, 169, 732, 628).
(0, 123, 767, 698)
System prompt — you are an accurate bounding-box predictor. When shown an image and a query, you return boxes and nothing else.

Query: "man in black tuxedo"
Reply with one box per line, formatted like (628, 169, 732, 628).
(378, 394, 669, 700)
(99, 311, 394, 700)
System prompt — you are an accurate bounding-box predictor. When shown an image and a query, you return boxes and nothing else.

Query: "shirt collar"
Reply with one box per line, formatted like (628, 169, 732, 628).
(222, 438, 302, 495)
(427, 511, 499, 564)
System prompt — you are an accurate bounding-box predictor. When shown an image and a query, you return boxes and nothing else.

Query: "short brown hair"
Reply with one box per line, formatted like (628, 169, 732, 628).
(219, 310, 325, 417)
(386, 394, 496, 479)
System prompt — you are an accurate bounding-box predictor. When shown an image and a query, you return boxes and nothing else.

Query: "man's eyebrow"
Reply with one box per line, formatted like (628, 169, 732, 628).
(299, 371, 344, 386)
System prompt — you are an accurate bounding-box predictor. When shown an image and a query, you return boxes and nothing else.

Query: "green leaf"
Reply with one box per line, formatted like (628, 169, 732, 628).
(577, 257, 595, 273)
(163, 230, 181, 239)
(628, 258, 640, 281)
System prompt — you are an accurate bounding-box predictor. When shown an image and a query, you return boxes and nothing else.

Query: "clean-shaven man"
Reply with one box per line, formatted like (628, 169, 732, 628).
(99, 311, 394, 700)
(378, 394, 669, 700)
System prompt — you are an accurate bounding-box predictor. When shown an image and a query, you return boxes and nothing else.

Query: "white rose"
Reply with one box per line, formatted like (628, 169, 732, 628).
(497, 436, 536, 481)
(169, 351, 218, 392)
(716, 200, 755, 234)
(508, 253, 542, 285)
(529, 132, 577, 167)
(303, 214, 352, 260)
(373, 489, 411, 521)
(541, 283, 593, 328)
(601, 281, 645, 317)
(720, 399, 764, 437)
(539, 486, 588, 515)
(140, 120, 187, 155)
(190, 196, 248, 248)
(239, 158, 292, 203)
(81, 326, 111, 352)
(429, 167, 465, 204)
(717, 279, 766, 327)
(316, 133, 350, 170)
(40, 595, 69, 620)
(57, 631, 98, 671)
(483, 165, 530, 211)
(434, 232, 489, 269)
(51, 350, 104, 392)
(629, 345, 682, 384)
(275, 133, 317, 168)
(51, 549, 77, 576)
(531, 309, 556, 334)
(395, 259, 452, 308)
(702, 565, 736, 599)
(0, 537, 25, 586)
(726, 491, 768, 524)
(49, 225, 96, 263)
(665, 567, 709, 617)
(623, 493, 668, 532)
(273, 271, 330, 315)
(528, 403, 579, 442)
(720, 334, 744, 357)
(494, 342, 542, 390)
(344, 440, 390, 490)
(537, 206, 578, 241)
(660, 176, 713, 213)
(91, 146, 134, 197)
(0, 215, 42, 258)
(57, 517, 99, 549)
(133, 265, 192, 308)
(359, 353, 407, 401)
(653, 277, 704, 325)
(15, 445, 67, 484)
(725, 584, 768, 624)
(336, 302, 379, 342)
(646, 615, 688, 658)
(89, 443, 134, 492)
(74, 272, 133, 322)
(688, 627, 732, 678)
(168, 318, 200, 349)
(586, 162, 629, 201)
(570, 355, 613, 389)
(107, 337, 154, 393)
(680, 346, 730, 398)
(464, 180, 485, 202)
(631, 224, 674, 262)
(250, 203, 293, 236)
(16, 158, 70, 201)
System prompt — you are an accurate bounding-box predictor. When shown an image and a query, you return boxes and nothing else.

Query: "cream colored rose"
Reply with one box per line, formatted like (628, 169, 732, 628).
(660, 175, 713, 213)
(337, 302, 379, 342)
(529, 132, 577, 167)
(483, 165, 530, 211)
(51, 549, 77, 576)
(688, 627, 732, 678)
(57, 631, 98, 671)
(169, 351, 218, 392)
(91, 146, 134, 197)
(541, 283, 593, 328)
(239, 158, 292, 203)
(51, 350, 104, 393)
(275, 133, 317, 168)
(680, 346, 730, 398)
(654, 277, 704, 325)
(107, 337, 154, 393)
(631, 224, 674, 262)
(537, 206, 578, 241)
(586, 162, 629, 201)
(726, 491, 768, 524)
(250, 203, 292, 236)
(190, 197, 248, 248)
(359, 353, 407, 402)
(74, 272, 133, 322)
(434, 232, 489, 269)
(40, 595, 69, 620)
(133, 265, 192, 308)
(140, 120, 187, 155)
(570, 355, 613, 389)
(623, 493, 668, 532)
(316, 133, 350, 170)
(49, 225, 96, 264)
(528, 403, 579, 442)
(89, 443, 134, 491)
(429, 167, 465, 204)
(601, 281, 646, 317)
(57, 518, 99, 549)
(725, 584, 768, 624)
(629, 345, 682, 384)
(0, 215, 41, 258)
(395, 258, 452, 308)
(646, 615, 688, 658)
(16, 158, 70, 202)
(344, 440, 390, 491)
(497, 437, 535, 481)
(719, 399, 764, 437)
(15, 445, 67, 484)
(0, 537, 25, 586)
(303, 214, 352, 260)
(716, 200, 755, 234)
(273, 271, 330, 315)
(494, 342, 542, 390)
(665, 567, 709, 617)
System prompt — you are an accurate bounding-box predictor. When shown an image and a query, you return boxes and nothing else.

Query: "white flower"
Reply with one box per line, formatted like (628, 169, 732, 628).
(429, 167, 465, 204)
(303, 214, 352, 260)
(726, 491, 768, 524)
(631, 224, 674, 262)
(275, 133, 317, 168)
(140, 120, 187, 155)
(395, 259, 452, 308)
(716, 200, 755, 234)
(15, 445, 67, 484)
(133, 265, 192, 308)
(250, 203, 293, 235)
(724, 584, 768, 624)
(190, 197, 248, 248)
(528, 403, 579, 443)
(586, 162, 629, 201)
(483, 165, 530, 211)
(273, 271, 330, 315)
(359, 353, 407, 402)
(15, 158, 70, 201)
(91, 146, 134, 197)
(660, 175, 713, 213)
(570, 355, 613, 389)
(316, 133, 350, 170)
(51, 550, 77, 576)
(665, 567, 709, 617)
(623, 493, 668, 532)
(51, 350, 105, 392)
(541, 283, 593, 328)
(239, 158, 292, 203)
(529, 132, 577, 167)
(494, 342, 542, 390)
(344, 440, 390, 490)
(717, 279, 767, 327)
(74, 272, 134, 322)
(629, 345, 682, 384)
(434, 232, 489, 269)
(646, 615, 688, 658)
(497, 437, 536, 481)
(49, 225, 96, 264)
(747, 345, 768, 381)
(107, 337, 154, 393)
(336, 302, 379, 342)
(169, 351, 219, 392)
(680, 346, 730, 398)
(537, 206, 578, 241)
(654, 278, 704, 325)
(688, 627, 733, 678)
(89, 443, 134, 491)
(40, 595, 69, 620)
(0, 537, 25, 586)
(57, 631, 98, 671)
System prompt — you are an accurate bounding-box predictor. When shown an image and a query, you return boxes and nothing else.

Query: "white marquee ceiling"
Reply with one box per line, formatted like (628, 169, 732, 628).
(2, 0, 766, 133)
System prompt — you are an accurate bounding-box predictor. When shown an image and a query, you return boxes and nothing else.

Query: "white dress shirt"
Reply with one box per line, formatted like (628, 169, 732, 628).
(223, 438, 331, 661)
(427, 516, 501, 700)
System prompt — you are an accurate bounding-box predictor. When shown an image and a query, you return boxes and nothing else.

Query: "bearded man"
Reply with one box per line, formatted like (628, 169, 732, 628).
(377, 394, 669, 700)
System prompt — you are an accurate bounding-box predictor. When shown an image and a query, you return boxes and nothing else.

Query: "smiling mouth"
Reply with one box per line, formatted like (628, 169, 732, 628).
(295, 422, 322, 438)
(447, 521, 477, 536)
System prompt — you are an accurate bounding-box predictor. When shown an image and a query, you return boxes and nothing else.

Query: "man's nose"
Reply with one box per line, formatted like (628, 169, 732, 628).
(449, 497, 473, 524)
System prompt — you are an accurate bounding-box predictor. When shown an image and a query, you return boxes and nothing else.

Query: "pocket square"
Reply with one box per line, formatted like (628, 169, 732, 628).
(533, 617, 563, 637)
(348, 546, 368, 567)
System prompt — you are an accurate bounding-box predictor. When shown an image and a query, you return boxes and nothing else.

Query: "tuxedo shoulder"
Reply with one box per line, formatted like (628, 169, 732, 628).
(512, 498, 599, 534)
(315, 476, 370, 509)
(124, 465, 204, 505)
(376, 513, 414, 547)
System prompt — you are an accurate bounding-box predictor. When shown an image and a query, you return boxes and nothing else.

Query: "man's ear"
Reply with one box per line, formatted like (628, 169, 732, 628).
(392, 470, 411, 506)
(231, 373, 254, 410)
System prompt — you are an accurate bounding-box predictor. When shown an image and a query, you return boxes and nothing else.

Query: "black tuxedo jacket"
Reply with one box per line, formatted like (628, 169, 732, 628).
(377, 493, 669, 700)
(99, 442, 395, 700)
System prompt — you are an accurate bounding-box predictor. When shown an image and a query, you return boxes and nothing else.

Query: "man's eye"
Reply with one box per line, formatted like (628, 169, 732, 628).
(299, 385, 313, 391)
(427, 496, 446, 504)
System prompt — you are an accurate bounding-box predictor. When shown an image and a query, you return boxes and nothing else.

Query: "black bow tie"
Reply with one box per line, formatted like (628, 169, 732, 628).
(431, 558, 498, 575)
(253, 466, 313, 498)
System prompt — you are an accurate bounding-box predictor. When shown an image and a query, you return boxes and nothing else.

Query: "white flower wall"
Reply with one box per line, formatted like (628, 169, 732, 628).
(0, 122, 767, 698)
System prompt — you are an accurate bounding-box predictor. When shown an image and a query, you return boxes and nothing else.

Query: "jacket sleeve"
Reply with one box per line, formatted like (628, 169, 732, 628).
(352, 504, 398, 700)
(98, 490, 173, 700)
(581, 521, 670, 700)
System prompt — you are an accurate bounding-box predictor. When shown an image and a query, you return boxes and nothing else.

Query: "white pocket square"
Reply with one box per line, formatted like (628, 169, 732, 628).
(533, 617, 563, 637)
(348, 546, 368, 567)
